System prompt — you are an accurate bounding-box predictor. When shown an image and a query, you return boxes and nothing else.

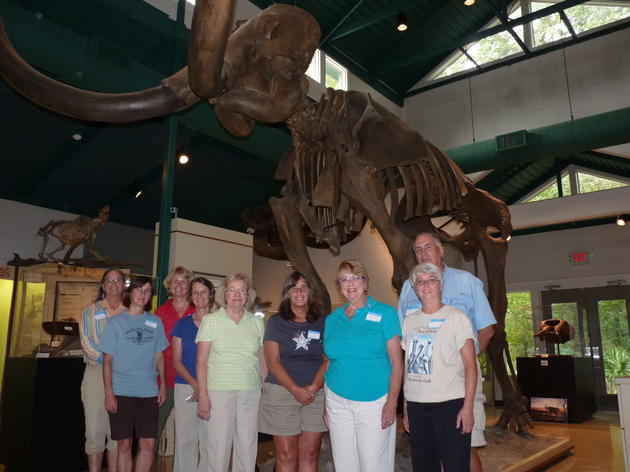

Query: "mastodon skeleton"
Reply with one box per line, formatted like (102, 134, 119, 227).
(267, 89, 531, 433)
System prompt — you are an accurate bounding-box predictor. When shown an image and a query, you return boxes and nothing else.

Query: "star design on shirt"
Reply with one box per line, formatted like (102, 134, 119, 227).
(292, 331, 311, 351)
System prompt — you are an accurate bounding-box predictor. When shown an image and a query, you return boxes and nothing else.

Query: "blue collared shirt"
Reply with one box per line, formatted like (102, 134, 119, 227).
(324, 296, 401, 401)
(397, 265, 496, 353)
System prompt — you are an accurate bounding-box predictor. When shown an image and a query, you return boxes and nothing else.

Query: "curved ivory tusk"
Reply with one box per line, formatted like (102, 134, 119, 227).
(188, 0, 234, 97)
(0, 17, 201, 123)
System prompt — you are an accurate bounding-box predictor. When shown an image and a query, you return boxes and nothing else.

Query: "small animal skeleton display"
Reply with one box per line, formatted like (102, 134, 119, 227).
(37, 205, 111, 264)
(0, 0, 530, 433)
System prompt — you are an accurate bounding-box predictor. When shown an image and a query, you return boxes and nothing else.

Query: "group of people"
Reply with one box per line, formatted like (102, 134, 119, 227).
(78, 230, 497, 472)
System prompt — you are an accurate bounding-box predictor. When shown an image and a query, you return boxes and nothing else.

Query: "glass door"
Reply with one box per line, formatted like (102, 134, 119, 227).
(585, 286, 630, 408)
(541, 286, 630, 408)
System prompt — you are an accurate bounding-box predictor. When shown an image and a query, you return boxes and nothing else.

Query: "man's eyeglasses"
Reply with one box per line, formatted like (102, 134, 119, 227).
(413, 244, 436, 254)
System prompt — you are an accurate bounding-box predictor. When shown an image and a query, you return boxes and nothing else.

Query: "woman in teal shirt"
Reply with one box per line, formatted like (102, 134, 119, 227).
(324, 260, 403, 472)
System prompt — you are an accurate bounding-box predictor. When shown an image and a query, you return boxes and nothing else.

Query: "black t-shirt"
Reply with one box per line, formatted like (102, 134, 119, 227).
(264, 313, 325, 387)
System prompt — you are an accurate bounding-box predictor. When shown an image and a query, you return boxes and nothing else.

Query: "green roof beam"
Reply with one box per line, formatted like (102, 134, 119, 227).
(327, 0, 429, 43)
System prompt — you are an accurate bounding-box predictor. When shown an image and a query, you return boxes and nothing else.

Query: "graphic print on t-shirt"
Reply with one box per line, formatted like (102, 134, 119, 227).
(407, 333, 434, 375)
(125, 327, 155, 345)
(292, 331, 312, 351)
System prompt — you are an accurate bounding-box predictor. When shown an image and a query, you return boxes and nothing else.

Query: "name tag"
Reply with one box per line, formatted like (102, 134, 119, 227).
(405, 307, 420, 317)
(307, 330, 320, 340)
(366, 313, 382, 322)
(95, 313, 107, 320)
(428, 318, 445, 329)
(145, 320, 157, 329)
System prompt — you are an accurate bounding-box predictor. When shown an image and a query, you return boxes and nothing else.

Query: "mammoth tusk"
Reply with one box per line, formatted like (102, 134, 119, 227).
(0, 17, 201, 123)
(188, 0, 234, 97)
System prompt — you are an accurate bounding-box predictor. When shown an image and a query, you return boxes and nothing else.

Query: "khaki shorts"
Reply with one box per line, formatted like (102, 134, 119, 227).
(472, 359, 487, 447)
(258, 382, 327, 436)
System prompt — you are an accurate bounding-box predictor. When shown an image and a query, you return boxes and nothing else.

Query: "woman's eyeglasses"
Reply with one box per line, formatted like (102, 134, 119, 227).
(414, 278, 440, 287)
(338, 275, 365, 285)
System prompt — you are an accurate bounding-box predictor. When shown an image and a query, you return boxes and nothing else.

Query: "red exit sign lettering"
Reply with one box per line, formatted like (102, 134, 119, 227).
(570, 252, 589, 265)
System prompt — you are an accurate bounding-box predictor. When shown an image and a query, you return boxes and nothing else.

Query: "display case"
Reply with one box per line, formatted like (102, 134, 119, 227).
(616, 377, 630, 472)
(517, 356, 596, 423)
(0, 264, 152, 471)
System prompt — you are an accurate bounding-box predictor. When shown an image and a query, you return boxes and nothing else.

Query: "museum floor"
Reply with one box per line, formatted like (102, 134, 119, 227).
(0, 407, 623, 471)
(152, 407, 624, 472)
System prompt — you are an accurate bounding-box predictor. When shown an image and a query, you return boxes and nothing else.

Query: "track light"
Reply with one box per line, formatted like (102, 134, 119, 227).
(616, 214, 629, 226)
(396, 12, 408, 32)
(464, 0, 476, 6)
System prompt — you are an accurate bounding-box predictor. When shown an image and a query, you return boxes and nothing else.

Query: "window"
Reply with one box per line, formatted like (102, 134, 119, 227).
(524, 166, 629, 203)
(531, 2, 572, 47)
(325, 56, 348, 91)
(577, 171, 627, 193)
(427, 0, 630, 82)
(563, 2, 630, 34)
(465, 30, 522, 66)
(306, 49, 321, 83)
(505, 291, 536, 372)
(526, 173, 571, 202)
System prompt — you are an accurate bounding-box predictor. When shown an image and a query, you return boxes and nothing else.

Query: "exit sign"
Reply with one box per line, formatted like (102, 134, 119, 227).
(569, 252, 590, 265)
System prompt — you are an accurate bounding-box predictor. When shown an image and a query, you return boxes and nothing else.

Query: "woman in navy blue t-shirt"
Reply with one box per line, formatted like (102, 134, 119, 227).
(259, 272, 327, 472)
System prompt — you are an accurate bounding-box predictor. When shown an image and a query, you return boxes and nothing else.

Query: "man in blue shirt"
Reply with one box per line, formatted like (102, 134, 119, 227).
(398, 232, 496, 472)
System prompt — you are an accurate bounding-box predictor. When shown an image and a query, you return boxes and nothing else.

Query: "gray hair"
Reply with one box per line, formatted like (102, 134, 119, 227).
(409, 262, 443, 286)
(414, 232, 443, 249)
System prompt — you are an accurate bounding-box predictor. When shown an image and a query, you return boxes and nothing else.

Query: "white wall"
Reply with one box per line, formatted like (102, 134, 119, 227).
(252, 222, 465, 312)
(0, 199, 82, 261)
(253, 224, 397, 311)
(404, 28, 630, 150)
(154, 218, 253, 283)
(0, 199, 155, 272)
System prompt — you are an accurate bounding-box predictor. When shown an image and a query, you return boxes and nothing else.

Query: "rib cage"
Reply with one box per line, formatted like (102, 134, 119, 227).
(283, 89, 470, 251)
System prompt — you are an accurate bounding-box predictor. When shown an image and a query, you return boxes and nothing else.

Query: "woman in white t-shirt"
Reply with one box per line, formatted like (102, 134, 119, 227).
(402, 262, 478, 472)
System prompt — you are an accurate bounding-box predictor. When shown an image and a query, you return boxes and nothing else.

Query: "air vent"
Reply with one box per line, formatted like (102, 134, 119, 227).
(92, 39, 130, 71)
(496, 130, 528, 152)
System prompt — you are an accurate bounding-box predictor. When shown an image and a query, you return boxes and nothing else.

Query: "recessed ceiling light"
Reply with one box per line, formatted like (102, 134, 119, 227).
(464, 0, 476, 6)
(72, 133, 82, 141)
(178, 154, 189, 165)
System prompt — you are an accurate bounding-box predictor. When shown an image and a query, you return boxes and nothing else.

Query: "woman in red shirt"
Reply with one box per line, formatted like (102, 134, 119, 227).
(155, 266, 195, 451)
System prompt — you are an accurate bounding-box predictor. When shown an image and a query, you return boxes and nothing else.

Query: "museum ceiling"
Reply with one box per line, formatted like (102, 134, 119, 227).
(0, 0, 629, 233)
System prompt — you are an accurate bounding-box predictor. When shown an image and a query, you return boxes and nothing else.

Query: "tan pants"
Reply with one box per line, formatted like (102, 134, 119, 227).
(199, 389, 261, 472)
(81, 364, 117, 454)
